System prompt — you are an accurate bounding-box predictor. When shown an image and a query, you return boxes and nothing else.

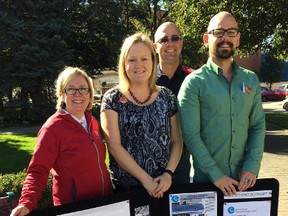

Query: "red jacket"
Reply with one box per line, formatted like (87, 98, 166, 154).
(18, 110, 112, 211)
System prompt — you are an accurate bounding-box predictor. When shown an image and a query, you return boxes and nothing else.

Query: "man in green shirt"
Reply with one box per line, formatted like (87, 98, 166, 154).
(178, 11, 265, 196)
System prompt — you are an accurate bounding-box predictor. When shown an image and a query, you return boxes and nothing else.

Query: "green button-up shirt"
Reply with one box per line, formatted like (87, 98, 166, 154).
(178, 58, 265, 183)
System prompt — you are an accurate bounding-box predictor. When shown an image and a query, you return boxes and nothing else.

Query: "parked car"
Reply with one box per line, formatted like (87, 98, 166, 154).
(261, 86, 268, 92)
(279, 84, 288, 92)
(261, 88, 287, 102)
(283, 99, 288, 111)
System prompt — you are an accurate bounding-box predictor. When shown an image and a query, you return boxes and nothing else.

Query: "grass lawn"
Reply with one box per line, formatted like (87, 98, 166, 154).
(0, 133, 37, 174)
(265, 113, 288, 129)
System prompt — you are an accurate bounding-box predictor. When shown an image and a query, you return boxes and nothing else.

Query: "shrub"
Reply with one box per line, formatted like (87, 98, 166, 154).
(0, 170, 53, 209)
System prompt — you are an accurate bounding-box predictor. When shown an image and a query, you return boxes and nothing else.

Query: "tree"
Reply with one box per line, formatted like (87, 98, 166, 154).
(260, 54, 284, 88)
(268, 25, 288, 61)
(0, 0, 125, 122)
(64, 0, 123, 74)
(118, 0, 173, 37)
(168, 0, 288, 68)
(0, 0, 73, 121)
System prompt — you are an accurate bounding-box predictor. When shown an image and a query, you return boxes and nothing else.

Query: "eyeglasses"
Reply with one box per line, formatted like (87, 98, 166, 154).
(157, 35, 182, 45)
(65, 87, 90, 95)
(208, 28, 240, 38)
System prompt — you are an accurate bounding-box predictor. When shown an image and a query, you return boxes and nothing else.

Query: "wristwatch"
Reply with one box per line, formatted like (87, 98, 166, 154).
(163, 169, 174, 178)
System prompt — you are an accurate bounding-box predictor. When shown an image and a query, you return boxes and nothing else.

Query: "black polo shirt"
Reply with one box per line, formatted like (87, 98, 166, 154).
(156, 64, 194, 96)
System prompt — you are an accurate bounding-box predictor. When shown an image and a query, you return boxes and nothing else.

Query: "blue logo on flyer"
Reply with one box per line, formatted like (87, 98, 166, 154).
(228, 206, 235, 214)
(171, 195, 180, 202)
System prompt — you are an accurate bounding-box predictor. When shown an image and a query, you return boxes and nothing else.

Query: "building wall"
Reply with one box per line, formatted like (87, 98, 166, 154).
(234, 51, 261, 73)
(93, 71, 119, 95)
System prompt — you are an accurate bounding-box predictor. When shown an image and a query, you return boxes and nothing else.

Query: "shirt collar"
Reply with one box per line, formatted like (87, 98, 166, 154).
(62, 109, 87, 128)
(156, 64, 163, 78)
(157, 64, 182, 78)
(206, 58, 240, 75)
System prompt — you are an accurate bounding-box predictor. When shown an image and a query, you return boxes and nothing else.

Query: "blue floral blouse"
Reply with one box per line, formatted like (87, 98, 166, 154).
(101, 86, 177, 188)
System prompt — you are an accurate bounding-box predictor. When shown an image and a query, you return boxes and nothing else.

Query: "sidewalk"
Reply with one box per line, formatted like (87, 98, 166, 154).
(1, 123, 287, 215)
(259, 123, 288, 216)
(0, 125, 41, 135)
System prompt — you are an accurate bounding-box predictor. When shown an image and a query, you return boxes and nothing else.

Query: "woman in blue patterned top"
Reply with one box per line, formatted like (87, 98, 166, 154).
(100, 33, 183, 199)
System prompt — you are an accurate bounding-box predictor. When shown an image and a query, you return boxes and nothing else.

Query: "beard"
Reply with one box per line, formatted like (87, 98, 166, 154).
(214, 41, 235, 59)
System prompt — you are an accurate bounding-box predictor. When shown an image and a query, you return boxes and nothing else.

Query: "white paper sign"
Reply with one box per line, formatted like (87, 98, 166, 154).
(57, 200, 130, 216)
(224, 190, 272, 200)
(223, 201, 271, 216)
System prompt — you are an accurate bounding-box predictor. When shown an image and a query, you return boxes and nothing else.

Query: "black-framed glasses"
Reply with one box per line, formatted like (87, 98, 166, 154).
(208, 28, 240, 38)
(65, 87, 90, 95)
(157, 35, 182, 45)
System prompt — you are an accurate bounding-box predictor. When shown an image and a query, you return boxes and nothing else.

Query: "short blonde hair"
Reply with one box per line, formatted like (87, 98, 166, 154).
(118, 33, 157, 92)
(55, 67, 94, 110)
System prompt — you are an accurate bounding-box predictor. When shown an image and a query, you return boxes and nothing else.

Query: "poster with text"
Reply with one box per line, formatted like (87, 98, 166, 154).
(223, 190, 272, 216)
(223, 201, 271, 216)
(169, 191, 217, 216)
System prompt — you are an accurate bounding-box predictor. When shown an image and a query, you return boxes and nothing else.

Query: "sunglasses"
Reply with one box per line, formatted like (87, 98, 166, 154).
(157, 35, 182, 45)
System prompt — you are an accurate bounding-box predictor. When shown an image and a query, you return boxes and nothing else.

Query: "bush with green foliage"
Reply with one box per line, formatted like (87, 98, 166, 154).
(0, 170, 53, 209)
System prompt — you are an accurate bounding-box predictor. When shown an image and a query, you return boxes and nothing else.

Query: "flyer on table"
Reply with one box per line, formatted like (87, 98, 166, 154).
(223, 201, 271, 216)
(169, 191, 217, 216)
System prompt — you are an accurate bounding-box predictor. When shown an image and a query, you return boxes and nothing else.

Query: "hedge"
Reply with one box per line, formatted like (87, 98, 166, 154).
(0, 170, 53, 209)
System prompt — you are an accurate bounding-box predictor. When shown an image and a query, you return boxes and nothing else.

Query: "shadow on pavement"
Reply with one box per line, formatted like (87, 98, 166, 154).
(265, 123, 288, 155)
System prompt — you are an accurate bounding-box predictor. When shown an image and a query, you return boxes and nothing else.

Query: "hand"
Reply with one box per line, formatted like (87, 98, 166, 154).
(141, 175, 161, 198)
(10, 205, 30, 216)
(152, 173, 172, 198)
(238, 171, 256, 191)
(213, 175, 239, 196)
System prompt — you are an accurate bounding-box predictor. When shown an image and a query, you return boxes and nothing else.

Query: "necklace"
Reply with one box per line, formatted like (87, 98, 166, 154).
(128, 88, 153, 105)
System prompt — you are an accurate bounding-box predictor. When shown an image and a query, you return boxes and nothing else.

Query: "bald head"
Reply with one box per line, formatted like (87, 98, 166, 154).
(154, 22, 180, 42)
(208, 11, 238, 32)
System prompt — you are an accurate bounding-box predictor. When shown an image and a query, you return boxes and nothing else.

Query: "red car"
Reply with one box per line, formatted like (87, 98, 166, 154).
(262, 88, 287, 102)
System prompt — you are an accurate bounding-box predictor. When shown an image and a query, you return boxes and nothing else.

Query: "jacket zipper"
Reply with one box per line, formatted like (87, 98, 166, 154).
(87, 116, 105, 195)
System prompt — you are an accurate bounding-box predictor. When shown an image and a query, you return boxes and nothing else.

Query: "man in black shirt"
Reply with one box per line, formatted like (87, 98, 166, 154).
(154, 22, 194, 184)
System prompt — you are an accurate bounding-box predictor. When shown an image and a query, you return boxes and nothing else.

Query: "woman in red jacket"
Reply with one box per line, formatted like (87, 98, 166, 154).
(10, 67, 112, 216)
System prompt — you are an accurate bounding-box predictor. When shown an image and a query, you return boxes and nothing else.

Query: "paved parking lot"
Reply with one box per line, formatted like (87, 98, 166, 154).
(262, 100, 287, 113)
